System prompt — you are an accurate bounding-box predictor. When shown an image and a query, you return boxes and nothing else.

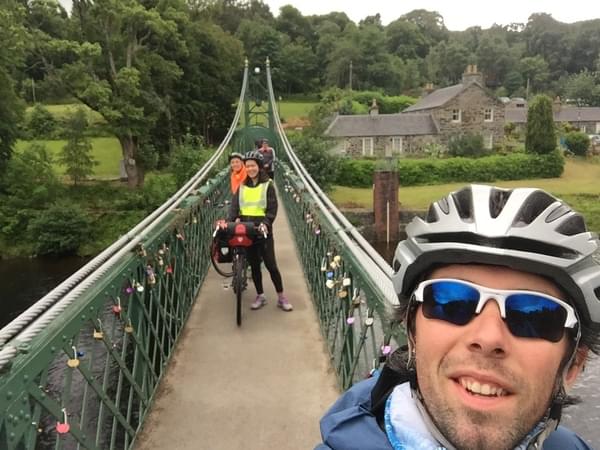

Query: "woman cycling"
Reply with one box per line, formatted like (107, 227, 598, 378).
(229, 152, 246, 194)
(227, 150, 292, 312)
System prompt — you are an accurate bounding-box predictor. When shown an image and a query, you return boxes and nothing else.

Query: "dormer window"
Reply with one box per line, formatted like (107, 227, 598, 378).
(451, 109, 461, 122)
(484, 108, 494, 122)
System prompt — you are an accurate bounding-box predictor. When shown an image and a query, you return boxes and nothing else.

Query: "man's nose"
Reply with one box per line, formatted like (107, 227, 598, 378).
(465, 299, 510, 357)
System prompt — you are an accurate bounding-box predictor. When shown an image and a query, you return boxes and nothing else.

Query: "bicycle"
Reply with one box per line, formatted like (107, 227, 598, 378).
(211, 221, 266, 326)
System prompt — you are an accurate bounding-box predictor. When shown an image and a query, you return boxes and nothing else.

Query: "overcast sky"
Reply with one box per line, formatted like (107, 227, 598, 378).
(57, 0, 600, 31)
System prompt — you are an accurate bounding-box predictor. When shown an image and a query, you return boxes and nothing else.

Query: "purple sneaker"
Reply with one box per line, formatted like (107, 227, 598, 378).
(251, 294, 267, 310)
(277, 296, 293, 312)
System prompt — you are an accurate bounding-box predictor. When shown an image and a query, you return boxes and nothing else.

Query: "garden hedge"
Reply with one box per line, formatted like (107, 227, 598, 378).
(335, 151, 564, 187)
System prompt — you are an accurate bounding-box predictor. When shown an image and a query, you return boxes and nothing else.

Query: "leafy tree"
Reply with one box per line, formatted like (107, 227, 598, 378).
(27, 103, 56, 138)
(427, 40, 471, 86)
(288, 132, 339, 191)
(59, 107, 97, 185)
(385, 19, 429, 59)
(27, 201, 91, 255)
(0, 1, 27, 175)
(401, 9, 448, 47)
(169, 134, 211, 188)
(564, 131, 590, 156)
(34, 0, 186, 187)
(277, 41, 319, 94)
(275, 5, 315, 47)
(519, 56, 550, 94)
(564, 70, 600, 106)
(525, 95, 557, 154)
(236, 19, 284, 69)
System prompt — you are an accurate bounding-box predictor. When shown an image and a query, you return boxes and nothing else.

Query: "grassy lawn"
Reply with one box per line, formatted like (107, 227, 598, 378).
(26, 103, 106, 125)
(15, 137, 122, 179)
(278, 101, 316, 119)
(330, 158, 600, 231)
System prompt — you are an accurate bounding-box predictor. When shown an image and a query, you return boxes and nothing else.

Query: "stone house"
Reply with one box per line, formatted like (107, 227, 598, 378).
(505, 97, 600, 136)
(325, 65, 506, 157)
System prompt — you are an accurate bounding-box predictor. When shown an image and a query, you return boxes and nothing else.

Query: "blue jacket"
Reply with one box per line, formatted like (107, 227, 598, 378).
(316, 372, 593, 450)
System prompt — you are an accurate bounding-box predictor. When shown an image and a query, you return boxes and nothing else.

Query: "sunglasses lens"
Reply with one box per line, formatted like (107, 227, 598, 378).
(422, 281, 480, 325)
(505, 294, 567, 342)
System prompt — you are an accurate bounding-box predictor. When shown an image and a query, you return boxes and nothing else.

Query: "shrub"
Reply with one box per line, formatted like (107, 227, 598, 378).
(564, 131, 590, 157)
(525, 95, 556, 154)
(27, 202, 91, 255)
(27, 104, 57, 139)
(169, 134, 210, 188)
(288, 133, 340, 191)
(447, 133, 487, 157)
(335, 151, 564, 187)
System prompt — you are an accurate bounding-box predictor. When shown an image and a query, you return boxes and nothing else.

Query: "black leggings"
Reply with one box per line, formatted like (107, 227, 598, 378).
(247, 237, 283, 295)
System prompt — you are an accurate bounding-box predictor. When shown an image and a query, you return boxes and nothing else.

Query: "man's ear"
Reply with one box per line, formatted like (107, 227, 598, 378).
(564, 346, 589, 389)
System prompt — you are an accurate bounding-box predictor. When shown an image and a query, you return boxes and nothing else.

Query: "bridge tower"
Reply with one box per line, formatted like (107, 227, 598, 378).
(233, 58, 280, 154)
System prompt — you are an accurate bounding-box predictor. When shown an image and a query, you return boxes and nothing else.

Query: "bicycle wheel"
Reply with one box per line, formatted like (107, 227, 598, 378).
(210, 239, 234, 277)
(233, 253, 245, 326)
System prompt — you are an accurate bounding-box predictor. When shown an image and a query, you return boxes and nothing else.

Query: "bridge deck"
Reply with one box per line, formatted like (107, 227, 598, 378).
(135, 197, 339, 450)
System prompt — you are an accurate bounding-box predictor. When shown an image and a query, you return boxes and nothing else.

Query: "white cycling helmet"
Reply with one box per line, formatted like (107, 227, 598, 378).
(391, 184, 600, 331)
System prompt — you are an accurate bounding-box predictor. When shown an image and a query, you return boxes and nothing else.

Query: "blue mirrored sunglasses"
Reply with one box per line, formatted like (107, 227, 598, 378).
(413, 278, 578, 343)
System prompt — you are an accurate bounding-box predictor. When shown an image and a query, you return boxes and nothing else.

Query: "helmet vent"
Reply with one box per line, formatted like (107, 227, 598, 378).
(451, 188, 473, 219)
(555, 215, 586, 236)
(513, 191, 556, 226)
(594, 287, 600, 302)
(422, 232, 580, 259)
(426, 205, 439, 222)
(393, 259, 402, 272)
(489, 188, 512, 218)
(546, 204, 571, 223)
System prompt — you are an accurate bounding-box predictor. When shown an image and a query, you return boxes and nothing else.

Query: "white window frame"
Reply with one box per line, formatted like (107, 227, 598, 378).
(362, 137, 374, 156)
(595, 122, 600, 133)
(484, 108, 494, 122)
(485, 133, 494, 149)
(451, 109, 461, 123)
(391, 137, 403, 154)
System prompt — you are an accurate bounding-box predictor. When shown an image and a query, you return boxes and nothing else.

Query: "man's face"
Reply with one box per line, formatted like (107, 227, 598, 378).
(413, 264, 583, 450)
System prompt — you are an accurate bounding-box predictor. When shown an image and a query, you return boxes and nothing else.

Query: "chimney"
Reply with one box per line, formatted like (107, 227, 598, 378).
(553, 96, 562, 114)
(369, 98, 379, 116)
(462, 64, 483, 86)
(423, 82, 435, 94)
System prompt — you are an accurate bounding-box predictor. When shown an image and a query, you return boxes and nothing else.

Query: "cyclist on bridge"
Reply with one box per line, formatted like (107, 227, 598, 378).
(227, 150, 292, 311)
(317, 184, 599, 449)
(228, 152, 246, 194)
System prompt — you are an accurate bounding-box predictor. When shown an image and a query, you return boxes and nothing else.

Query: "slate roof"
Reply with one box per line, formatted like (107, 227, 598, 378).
(325, 113, 439, 137)
(505, 107, 600, 123)
(403, 84, 466, 112)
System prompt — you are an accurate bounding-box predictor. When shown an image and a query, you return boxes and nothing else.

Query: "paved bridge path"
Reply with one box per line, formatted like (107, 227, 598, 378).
(135, 195, 339, 450)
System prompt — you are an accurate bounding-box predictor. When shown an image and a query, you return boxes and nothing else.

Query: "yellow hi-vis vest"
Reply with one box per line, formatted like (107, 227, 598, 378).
(239, 181, 270, 217)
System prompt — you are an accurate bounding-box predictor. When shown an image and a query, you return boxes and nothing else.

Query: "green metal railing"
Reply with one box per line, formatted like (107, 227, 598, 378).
(0, 174, 230, 450)
(277, 166, 406, 390)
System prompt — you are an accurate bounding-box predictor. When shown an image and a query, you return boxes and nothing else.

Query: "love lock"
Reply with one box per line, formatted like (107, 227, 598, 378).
(146, 265, 156, 285)
(56, 408, 70, 434)
(333, 255, 341, 264)
(326, 271, 334, 280)
(320, 257, 327, 272)
(124, 321, 134, 334)
(346, 317, 355, 325)
(329, 260, 338, 270)
(136, 282, 144, 293)
(342, 275, 351, 287)
(365, 317, 374, 327)
(112, 298, 122, 316)
(338, 289, 348, 299)
(314, 227, 321, 235)
(325, 279, 335, 289)
(67, 346, 80, 368)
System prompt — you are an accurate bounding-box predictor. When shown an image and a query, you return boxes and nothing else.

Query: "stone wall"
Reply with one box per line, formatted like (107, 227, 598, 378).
(430, 84, 505, 147)
(342, 134, 438, 157)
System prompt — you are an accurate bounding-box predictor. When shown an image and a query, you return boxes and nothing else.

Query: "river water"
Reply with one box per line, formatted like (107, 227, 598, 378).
(1, 249, 599, 447)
